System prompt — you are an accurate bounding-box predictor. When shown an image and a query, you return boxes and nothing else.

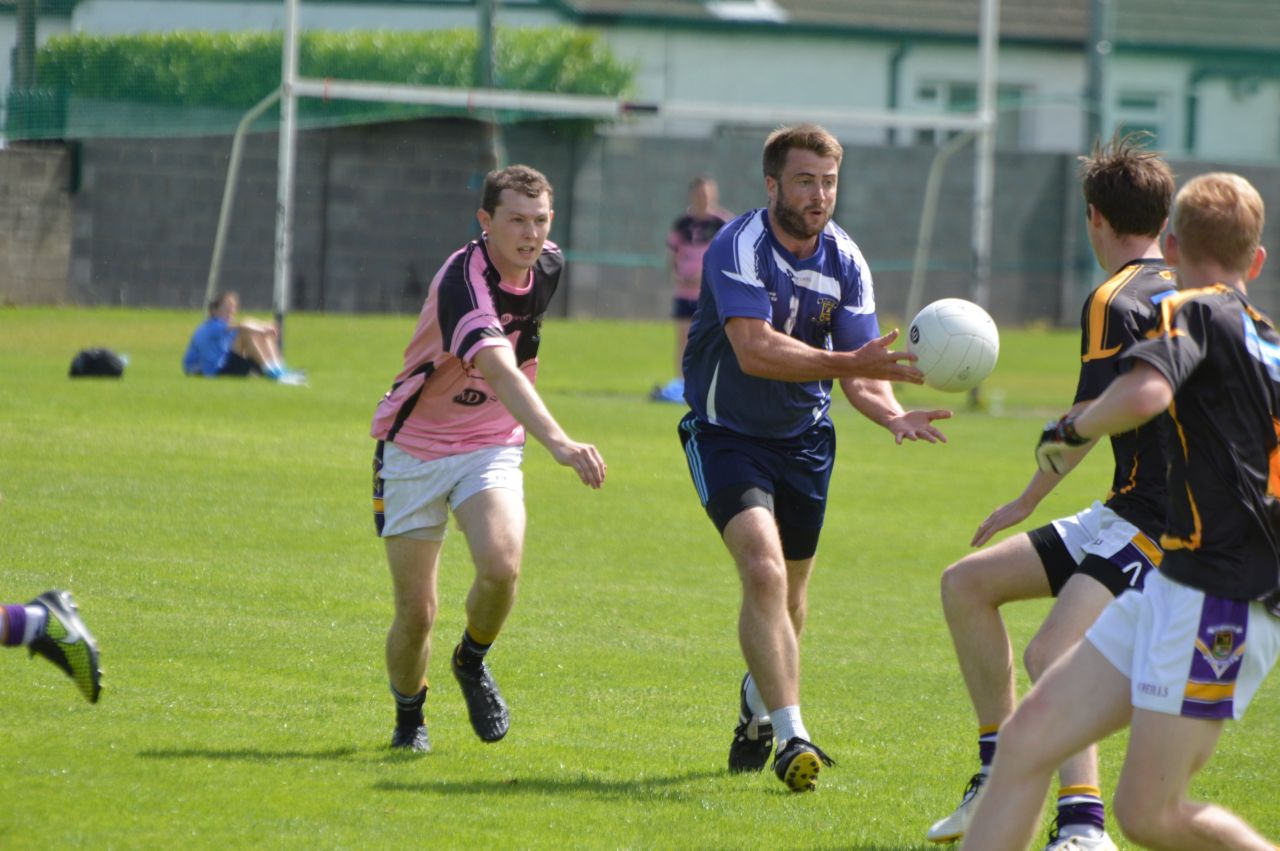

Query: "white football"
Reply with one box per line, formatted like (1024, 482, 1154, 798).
(908, 298, 1000, 392)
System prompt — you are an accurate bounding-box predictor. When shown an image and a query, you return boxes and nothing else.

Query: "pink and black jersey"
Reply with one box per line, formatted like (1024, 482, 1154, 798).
(667, 208, 732, 301)
(370, 238, 562, 461)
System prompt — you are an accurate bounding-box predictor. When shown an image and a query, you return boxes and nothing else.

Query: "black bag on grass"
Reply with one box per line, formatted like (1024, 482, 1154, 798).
(69, 348, 126, 378)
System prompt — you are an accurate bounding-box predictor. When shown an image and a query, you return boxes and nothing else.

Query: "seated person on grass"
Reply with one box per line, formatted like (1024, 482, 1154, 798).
(182, 291, 302, 382)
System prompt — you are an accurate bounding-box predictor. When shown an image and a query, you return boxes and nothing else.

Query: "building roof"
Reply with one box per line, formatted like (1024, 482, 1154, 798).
(12, 1, 1280, 55)
(1113, 0, 1280, 53)
(0, 0, 77, 14)
(555, 0, 1280, 53)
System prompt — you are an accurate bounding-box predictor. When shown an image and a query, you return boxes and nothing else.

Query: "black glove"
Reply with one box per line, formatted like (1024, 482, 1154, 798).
(1035, 416, 1089, 474)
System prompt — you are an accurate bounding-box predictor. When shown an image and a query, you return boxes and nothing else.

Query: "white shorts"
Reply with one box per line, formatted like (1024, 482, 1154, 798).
(1037, 501, 1161, 595)
(375, 441, 523, 540)
(1087, 571, 1280, 720)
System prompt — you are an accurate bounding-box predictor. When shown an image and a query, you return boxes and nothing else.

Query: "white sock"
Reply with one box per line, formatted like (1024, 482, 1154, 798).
(770, 705, 808, 745)
(744, 673, 771, 724)
(23, 605, 46, 644)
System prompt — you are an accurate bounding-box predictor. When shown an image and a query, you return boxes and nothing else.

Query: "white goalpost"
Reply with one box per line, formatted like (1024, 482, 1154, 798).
(268, 0, 1000, 342)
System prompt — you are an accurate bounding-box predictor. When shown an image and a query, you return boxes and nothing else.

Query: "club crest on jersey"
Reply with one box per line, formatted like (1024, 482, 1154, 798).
(453, 388, 488, 406)
(817, 298, 837, 325)
(1197, 623, 1246, 679)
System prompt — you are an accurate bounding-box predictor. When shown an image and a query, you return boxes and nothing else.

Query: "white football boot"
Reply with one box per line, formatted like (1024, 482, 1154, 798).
(1043, 823, 1118, 851)
(926, 772, 986, 843)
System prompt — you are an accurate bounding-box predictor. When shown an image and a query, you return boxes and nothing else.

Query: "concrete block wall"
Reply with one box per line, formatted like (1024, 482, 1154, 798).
(566, 130, 1072, 326)
(17, 120, 1280, 323)
(0, 143, 71, 305)
(68, 119, 582, 316)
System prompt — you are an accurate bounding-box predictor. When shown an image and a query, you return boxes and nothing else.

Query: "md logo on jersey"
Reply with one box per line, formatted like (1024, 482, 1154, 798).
(1196, 622, 1246, 679)
(453, 389, 489, 406)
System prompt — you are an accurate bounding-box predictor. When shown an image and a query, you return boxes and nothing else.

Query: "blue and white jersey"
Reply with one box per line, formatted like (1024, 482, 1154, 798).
(681, 208, 880, 439)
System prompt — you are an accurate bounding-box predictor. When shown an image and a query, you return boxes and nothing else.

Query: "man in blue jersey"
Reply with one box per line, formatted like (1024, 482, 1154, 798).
(678, 124, 951, 792)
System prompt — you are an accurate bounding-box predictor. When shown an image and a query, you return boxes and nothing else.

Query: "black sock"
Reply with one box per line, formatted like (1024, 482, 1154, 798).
(391, 683, 426, 729)
(454, 629, 492, 670)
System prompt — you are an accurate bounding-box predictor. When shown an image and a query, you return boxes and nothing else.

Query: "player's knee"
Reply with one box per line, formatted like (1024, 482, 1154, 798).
(940, 558, 984, 612)
(996, 694, 1060, 774)
(1113, 789, 1172, 848)
(394, 598, 437, 639)
(786, 595, 806, 623)
(1022, 633, 1055, 681)
(740, 557, 787, 600)
(475, 556, 520, 591)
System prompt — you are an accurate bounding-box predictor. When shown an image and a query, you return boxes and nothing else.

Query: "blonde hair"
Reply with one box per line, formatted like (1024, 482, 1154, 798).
(1171, 172, 1265, 274)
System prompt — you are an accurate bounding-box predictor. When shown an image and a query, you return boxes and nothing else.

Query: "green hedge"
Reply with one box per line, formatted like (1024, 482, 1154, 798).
(19, 27, 635, 137)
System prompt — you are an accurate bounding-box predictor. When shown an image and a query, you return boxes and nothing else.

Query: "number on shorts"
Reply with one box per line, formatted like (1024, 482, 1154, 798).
(1120, 560, 1145, 588)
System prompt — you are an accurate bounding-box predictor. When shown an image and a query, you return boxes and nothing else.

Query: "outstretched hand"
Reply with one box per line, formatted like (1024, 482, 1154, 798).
(549, 439, 607, 488)
(971, 496, 1035, 547)
(886, 408, 951, 444)
(851, 329, 925, 384)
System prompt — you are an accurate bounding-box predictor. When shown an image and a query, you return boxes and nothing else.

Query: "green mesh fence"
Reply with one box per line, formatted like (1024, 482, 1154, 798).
(5, 27, 635, 140)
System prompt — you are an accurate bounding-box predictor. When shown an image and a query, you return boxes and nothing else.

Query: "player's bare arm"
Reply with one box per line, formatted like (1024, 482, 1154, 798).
(840, 376, 950, 444)
(1036, 362, 1172, 473)
(971, 400, 1098, 546)
(724, 318, 923, 383)
(473, 346, 606, 489)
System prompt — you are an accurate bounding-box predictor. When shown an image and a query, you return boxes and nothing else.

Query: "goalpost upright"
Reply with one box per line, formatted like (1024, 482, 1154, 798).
(274, 0, 301, 345)
(270, 0, 1001, 342)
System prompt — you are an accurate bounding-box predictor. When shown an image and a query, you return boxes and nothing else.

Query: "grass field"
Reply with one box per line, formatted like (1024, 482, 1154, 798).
(1, 307, 1277, 850)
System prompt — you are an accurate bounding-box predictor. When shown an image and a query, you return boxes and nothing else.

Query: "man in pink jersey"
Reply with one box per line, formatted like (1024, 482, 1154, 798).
(370, 165, 606, 752)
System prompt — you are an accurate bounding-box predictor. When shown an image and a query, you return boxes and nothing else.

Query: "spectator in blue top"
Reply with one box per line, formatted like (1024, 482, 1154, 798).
(182, 292, 302, 383)
(677, 123, 950, 793)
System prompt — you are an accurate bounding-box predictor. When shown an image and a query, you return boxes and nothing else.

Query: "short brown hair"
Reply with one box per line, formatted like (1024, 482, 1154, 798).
(1078, 132, 1174, 237)
(1171, 172, 1265, 274)
(481, 164, 553, 214)
(208, 291, 239, 316)
(763, 124, 843, 181)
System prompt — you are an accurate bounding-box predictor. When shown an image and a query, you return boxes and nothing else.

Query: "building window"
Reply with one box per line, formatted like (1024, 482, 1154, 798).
(1114, 90, 1166, 148)
(914, 80, 1026, 148)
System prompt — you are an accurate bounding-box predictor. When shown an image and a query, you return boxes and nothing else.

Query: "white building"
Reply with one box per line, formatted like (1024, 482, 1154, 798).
(3, 0, 1279, 162)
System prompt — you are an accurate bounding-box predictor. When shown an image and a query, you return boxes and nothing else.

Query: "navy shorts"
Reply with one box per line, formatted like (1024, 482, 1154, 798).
(216, 351, 259, 377)
(678, 411, 834, 560)
(672, 296, 699, 320)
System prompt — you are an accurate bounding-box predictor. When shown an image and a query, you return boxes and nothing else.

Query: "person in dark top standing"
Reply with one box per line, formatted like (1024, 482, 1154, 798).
(963, 171, 1280, 851)
(652, 176, 731, 403)
(678, 123, 950, 792)
(930, 134, 1175, 850)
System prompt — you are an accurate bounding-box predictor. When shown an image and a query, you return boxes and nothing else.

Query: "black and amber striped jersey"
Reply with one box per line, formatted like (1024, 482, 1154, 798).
(1124, 285, 1280, 600)
(1075, 259, 1176, 539)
